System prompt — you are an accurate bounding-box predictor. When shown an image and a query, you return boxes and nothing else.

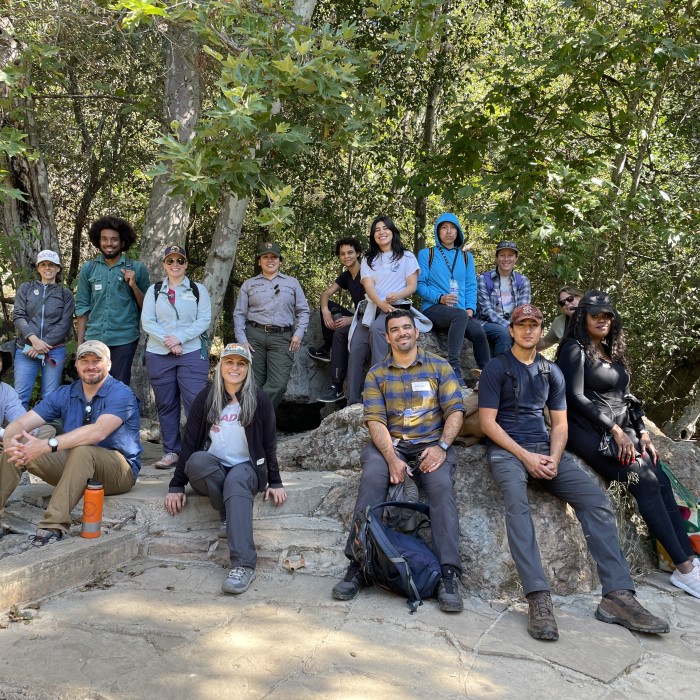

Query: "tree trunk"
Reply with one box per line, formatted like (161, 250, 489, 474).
(0, 18, 58, 273)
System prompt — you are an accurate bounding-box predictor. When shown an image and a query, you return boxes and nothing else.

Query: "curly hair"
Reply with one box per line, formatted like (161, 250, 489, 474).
(559, 307, 628, 368)
(87, 216, 137, 252)
(365, 216, 406, 268)
(335, 236, 363, 258)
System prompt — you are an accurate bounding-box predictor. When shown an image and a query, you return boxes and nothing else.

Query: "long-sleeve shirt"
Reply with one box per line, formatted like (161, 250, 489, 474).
(233, 273, 310, 344)
(476, 268, 531, 327)
(141, 277, 212, 355)
(416, 246, 477, 313)
(13, 281, 74, 347)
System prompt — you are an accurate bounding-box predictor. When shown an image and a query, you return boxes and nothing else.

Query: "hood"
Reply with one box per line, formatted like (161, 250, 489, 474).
(433, 213, 464, 248)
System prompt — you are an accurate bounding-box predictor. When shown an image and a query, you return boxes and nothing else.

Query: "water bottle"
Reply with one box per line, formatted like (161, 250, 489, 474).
(449, 279, 459, 296)
(81, 479, 104, 539)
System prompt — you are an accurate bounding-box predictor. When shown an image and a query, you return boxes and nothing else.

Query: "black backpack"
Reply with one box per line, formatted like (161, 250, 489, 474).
(350, 501, 441, 613)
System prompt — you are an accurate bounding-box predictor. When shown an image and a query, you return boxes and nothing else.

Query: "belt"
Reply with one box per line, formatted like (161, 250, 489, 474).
(248, 321, 293, 333)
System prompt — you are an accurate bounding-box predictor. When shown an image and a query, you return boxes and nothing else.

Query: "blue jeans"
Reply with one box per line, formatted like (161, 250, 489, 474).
(14, 344, 67, 408)
(482, 322, 512, 356)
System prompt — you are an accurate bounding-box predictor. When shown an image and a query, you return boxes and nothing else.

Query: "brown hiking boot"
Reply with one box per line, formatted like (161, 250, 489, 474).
(595, 590, 670, 634)
(526, 590, 559, 641)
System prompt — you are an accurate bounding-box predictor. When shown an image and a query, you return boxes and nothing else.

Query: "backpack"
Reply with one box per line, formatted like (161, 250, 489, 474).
(482, 270, 525, 295)
(351, 500, 441, 613)
(427, 247, 469, 270)
(496, 352, 555, 425)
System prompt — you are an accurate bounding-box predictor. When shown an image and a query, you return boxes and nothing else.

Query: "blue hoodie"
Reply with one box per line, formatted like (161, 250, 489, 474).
(416, 213, 478, 313)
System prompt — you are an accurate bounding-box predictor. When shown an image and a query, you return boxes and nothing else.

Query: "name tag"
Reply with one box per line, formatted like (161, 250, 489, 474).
(94, 284, 103, 291)
(412, 381, 431, 392)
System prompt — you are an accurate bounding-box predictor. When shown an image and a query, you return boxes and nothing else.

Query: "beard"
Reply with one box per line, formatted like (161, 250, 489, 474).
(79, 369, 109, 385)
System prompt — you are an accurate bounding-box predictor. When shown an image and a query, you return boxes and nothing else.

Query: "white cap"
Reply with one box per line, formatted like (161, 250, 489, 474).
(36, 250, 61, 266)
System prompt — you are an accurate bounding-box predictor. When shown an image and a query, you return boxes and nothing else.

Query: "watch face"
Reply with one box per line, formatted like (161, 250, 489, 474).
(48, 437, 59, 449)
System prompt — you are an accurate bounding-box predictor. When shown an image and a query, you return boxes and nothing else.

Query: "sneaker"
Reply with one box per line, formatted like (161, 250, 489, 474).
(526, 590, 559, 640)
(222, 566, 256, 594)
(670, 566, 700, 599)
(595, 590, 670, 633)
(218, 520, 227, 539)
(308, 346, 331, 362)
(31, 528, 64, 548)
(154, 452, 179, 469)
(318, 386, 345, 403)
(437, 571, 463, 612)
(332, 560, 366, 600)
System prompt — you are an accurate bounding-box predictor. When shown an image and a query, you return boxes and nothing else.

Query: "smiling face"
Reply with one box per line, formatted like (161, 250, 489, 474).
(385, 314, 418, 354)
(509, 318, 542, 349)
(259, 253, 280, 278)
(37, 261, 60, 284)
(76, 353, 110, 386)
(373, 221, 394, 252)
(163, 255, 188, 280)
(99, 228, 122, 260)
(496, 248, 518, 275)
(338, 244, 359, 270)
(220, 355, 249, 393)
(437, 222, 458, 249)
(586, 311, 614, 342)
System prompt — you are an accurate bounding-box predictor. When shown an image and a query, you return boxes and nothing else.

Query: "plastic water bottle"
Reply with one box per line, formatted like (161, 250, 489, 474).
(81, 479, 104, 539)
(449, 279, 459, 298)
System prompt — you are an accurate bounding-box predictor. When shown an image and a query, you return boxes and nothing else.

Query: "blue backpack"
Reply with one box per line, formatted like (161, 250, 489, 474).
(482, 269, 525, 295)
(351, 501, 441, 613)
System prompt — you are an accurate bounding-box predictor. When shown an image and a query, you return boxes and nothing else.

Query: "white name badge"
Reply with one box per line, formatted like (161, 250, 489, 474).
(412, 381, 431, 392)
(94, 284, 103, 291)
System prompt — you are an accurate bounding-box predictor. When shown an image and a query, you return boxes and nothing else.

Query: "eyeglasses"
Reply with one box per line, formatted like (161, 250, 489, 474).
(164, 257, 186, 266)
(84, 404, 93, 425)
(558, 295, 576, 307)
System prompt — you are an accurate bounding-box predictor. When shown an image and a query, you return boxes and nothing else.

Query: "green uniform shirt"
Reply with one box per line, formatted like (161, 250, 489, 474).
(75, 254, 150, 346)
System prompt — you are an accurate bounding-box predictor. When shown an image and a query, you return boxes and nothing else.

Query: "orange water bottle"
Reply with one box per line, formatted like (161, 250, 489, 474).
(81, 479, 104, 538)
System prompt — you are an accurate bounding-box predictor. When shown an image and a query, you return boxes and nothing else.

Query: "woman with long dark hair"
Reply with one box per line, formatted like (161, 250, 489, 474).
(346, 216, 421, 404)
(557, 289, 699, 598)
(164, 343, 287, 595)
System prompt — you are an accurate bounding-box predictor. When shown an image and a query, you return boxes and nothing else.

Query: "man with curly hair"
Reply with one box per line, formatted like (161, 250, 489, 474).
(75, 216, 150, 385)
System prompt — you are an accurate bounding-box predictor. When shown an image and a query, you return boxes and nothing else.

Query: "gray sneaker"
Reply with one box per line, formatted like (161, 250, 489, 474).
(222, 566, 256, 595)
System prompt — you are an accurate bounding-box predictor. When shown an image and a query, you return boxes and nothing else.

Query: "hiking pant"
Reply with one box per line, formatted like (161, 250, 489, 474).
(344, 441, 462, 573)
(488, 443, 634, 596)
(246, 323, 294, 410)
(482, 322, 512, 357)
(347, 313, 389, 404)
(186, 451, 258, 569)
(108, 340, 139, 386)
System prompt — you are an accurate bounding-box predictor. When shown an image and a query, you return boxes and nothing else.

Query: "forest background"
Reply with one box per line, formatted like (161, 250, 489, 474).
(1, 0, 698, 435)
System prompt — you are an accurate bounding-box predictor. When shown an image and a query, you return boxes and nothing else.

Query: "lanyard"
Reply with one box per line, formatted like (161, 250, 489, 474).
(436, 246, 460, 279)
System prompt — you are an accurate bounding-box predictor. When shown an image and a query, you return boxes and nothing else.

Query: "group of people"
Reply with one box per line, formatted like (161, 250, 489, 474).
(0, 211, 696, 644)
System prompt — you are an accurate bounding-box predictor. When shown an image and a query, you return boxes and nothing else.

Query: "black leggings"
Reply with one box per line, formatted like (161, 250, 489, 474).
(567, 422, 694, 565)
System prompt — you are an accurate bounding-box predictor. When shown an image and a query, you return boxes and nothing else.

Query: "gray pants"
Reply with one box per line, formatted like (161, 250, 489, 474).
(344, 441, 462, 572)
(488, 443, 634, 596)
(347, 313, 390, 404)
(185, 451, 259, 568)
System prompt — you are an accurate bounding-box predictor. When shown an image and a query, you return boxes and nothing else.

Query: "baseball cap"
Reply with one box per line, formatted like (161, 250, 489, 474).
(36, 250, 61, 266)
(221, 343, 252, 363)
(510, 304, 544, 325)
(163, 245, 187, 261)
(495, 241, 519, 255)
(77, 340, 111, 361)
(256, 242, 282, 258)
(578, 289, 615, 315)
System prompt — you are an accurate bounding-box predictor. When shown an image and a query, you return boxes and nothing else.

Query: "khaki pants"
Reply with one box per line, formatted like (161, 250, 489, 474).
(0, 444, 135, 533)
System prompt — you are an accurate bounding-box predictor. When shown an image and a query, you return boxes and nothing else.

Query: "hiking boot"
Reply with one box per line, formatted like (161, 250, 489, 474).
(670, 565, 700, 599)
(526, 590, 559, 641)
(437, 571, 463, 613)
(318, 386, 345, 403)
(218, 520, 227, 539)
(308, 346, 331, 362)
(154, 452, 179, 469)
(222, 566, 256, 594)
(332, 560, 366, 600)
(31, 528, 64, 548)
(595, 590, 670, 633)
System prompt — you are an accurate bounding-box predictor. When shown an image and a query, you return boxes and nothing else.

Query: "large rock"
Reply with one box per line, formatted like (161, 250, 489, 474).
(284, 405, 660, 597)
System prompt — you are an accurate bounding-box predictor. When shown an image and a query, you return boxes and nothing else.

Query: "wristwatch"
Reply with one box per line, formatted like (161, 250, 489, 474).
(437, 440, 450, 452)
(48, 437, 59, 453)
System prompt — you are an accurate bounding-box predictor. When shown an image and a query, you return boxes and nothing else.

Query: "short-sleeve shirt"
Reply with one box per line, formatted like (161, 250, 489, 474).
(360, 251, 420, 302)
(208, 402, 250, 467)
(0, 382, 25, 425)
(478, 350, 566, 444)
(335, 269, 365, 307)
(33, 376, 142, 477)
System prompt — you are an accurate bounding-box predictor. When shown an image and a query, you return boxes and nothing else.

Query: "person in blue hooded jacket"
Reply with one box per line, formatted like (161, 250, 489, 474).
(417, 214, 490, 385)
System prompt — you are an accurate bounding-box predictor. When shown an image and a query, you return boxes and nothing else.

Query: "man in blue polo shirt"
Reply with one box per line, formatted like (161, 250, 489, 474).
(0, 341, 141, 547)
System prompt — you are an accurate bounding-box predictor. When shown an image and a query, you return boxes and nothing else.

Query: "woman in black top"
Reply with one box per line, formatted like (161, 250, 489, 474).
(556, 290, 699, 598)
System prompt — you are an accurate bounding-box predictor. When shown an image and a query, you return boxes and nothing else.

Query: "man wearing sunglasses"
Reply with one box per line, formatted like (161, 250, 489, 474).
(0, 341, 141, 547)
(75, 216, 150, 385)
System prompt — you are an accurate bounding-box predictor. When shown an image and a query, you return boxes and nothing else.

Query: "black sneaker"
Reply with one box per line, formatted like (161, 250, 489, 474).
(318, 386, 345, 403)
(308, 346, 331, 362)
(332, 560, 366, 600)
(31, 528, 64, 548)
(437, 571, 463, 612)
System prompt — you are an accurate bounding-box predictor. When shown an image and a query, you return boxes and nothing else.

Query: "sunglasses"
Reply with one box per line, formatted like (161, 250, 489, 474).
(84, 404, 93, 425)
(164, 257, 186, 266)
(274, 284, 280, 295)
(558, 295, 576, 307)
